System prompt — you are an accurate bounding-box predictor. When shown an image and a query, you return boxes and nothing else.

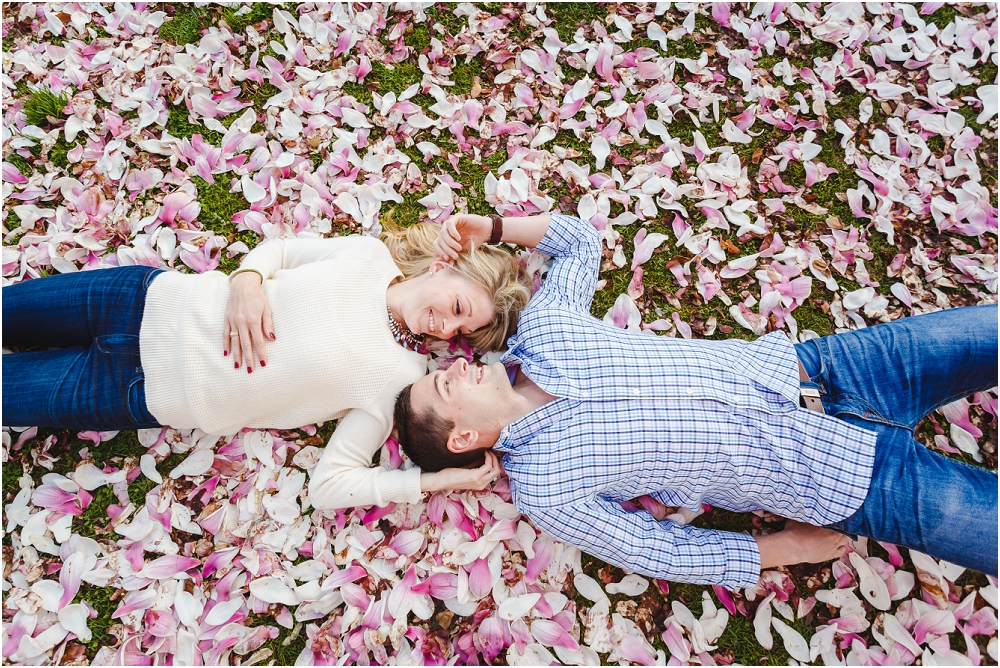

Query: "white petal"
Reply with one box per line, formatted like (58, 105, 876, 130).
(30, 579, 65, 612)
(849, 553, 890, 611)
(842, 287, 875, 311)
(204, 596, 244, 627)
(591, 136, 610, 170)
(58, 604, 92, 642)
(73, 463, 128, 490)
(498, 593, 541, 621)
(606, 574, 649, 596)
(754, 593, 775, 650)
(250, 577, 300, 606)
(771, 617, 810, 662)
(139, 454, 163, 484)
(169, 449, 215, 478)
(572, 573, 609, 605)
(241, 174, 267, 204)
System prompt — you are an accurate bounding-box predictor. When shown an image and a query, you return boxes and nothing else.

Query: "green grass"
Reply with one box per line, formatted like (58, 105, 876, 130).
(166, 104, 225, 145)
(77, 486, 116, 539)
(252, 617, 309, 665)
(22, 86, 69, 127)
(157, 4, 215, 45)
(2, 459, 24, 503)
(190, 175, 260, 273)
(546, 2, 610, 43)
(90, 430, 149, 463)
(48, 137, 78, 171)
(368, 61, 424, 97)
(77, 584, 120, 653)
(404, 21, 432, 52)
(219, 3, 275, 35)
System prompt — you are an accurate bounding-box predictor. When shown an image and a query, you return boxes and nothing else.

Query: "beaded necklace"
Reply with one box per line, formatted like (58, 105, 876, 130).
(387, 307, 422, 351)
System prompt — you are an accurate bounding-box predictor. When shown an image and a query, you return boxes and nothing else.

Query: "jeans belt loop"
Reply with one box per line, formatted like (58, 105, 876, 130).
(797, 360, 826, 414)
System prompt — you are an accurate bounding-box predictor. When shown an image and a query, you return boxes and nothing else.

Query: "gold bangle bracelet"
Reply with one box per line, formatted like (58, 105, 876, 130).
(231, 269, 264, 283)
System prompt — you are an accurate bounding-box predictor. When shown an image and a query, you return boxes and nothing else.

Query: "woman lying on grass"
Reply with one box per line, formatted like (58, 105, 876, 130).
(2, 220, 530, 510)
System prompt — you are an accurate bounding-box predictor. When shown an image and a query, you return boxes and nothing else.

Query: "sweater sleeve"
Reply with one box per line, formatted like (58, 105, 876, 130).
(232, 236, 384, 282)
(306, 359, 426, 511)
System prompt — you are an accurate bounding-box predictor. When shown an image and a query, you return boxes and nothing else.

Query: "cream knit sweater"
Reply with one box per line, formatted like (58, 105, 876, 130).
(139, 235, 427, 509)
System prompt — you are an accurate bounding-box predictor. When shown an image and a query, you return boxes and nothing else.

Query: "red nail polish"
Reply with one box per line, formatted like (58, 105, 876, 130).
(269, 333, 275, 340)
(260, 361, 266, 367)
(247, 367, 253, 374)
(224, 350, 229, 356)
(235, 362, 239, 369)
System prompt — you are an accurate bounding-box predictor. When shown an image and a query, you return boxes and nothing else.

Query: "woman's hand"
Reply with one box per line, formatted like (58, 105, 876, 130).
(223, 272, 275, 372)
(420, 450, 503, 492)
(434, 214, 494, 261)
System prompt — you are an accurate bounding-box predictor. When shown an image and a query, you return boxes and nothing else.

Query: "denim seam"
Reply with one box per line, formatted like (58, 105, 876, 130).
(810, 338, 832, 387)
(45, 351, 84, 429)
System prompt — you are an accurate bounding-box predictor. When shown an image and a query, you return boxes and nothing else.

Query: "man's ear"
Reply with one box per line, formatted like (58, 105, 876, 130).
(447, 429, 480, 454)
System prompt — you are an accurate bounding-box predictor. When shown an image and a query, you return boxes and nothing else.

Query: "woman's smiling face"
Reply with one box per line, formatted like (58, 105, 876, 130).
(400, 263, 495, 341)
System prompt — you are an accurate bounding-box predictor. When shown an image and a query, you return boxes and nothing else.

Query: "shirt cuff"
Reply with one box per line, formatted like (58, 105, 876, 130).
(531, 213, 598, 257)
(720, 531, 762, 591)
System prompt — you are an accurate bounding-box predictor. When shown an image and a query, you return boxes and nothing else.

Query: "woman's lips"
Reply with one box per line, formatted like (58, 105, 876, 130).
(428, 308, 436, 334)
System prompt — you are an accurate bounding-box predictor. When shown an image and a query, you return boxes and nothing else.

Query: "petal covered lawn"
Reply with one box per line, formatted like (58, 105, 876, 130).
(1, 2, 998, 666)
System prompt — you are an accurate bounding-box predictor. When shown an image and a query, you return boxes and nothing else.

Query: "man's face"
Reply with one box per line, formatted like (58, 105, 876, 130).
(410, 359, 512, 451)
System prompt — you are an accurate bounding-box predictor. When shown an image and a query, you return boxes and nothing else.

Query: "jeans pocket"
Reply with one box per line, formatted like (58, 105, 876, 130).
(126, 376, 158, 427)
(830, 394, 909, 429)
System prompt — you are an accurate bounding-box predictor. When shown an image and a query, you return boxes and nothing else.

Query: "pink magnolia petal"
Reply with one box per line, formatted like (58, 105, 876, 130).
(525, 535, 554, 583)
(324, 566, 367, 589)
(619, 634, 656, 666)
(530, 619, 579, 651)
(387, 530, 424, 557)
(58, 552, 85, 608)
(386, 566, 417, 619)
(138, 554, 201, 580)
(112, 587, 159, 619)
(468, 559, 494, 600)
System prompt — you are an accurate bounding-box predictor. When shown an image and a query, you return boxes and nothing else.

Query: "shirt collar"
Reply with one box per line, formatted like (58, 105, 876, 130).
(494, 396, 572, 454)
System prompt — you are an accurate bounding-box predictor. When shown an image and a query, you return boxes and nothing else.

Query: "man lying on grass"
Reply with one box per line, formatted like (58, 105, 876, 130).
(393, 211, 998, 588)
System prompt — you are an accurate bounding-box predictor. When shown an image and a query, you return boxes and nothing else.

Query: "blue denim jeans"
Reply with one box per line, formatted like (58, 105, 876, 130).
(795, 304, 998, 576)
(2, 266, 163, 430)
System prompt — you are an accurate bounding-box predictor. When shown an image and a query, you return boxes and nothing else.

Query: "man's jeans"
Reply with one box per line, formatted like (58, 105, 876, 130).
(3, 266, 163, 430)
(795, 304, 998, 575)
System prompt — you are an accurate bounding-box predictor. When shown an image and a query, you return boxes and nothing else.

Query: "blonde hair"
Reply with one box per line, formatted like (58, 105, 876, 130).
(380, 220, 531, 351)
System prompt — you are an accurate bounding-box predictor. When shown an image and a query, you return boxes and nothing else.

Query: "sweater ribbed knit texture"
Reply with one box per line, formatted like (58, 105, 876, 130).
(140, 235, 427, 509)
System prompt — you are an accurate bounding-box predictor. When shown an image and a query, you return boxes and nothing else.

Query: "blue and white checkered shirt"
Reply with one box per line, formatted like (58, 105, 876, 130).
(495, 214, 878, 589)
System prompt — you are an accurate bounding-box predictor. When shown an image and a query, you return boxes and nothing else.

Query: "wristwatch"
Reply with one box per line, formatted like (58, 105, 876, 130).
(488, 214, 503, 244)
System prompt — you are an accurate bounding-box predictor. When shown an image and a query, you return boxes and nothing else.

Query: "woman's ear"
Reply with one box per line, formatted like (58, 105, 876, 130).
(428, 258, 451, 275)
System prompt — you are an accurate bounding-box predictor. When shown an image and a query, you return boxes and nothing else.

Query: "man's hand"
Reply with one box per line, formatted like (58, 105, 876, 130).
(754, 520, 851, 570)
(420, 450, 503, 492)
(434, 214, 493, 261)
(223, 272, 275, 372)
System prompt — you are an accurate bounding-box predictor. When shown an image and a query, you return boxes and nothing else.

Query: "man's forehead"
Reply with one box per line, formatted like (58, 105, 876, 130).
(410, 372, 438, 414)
